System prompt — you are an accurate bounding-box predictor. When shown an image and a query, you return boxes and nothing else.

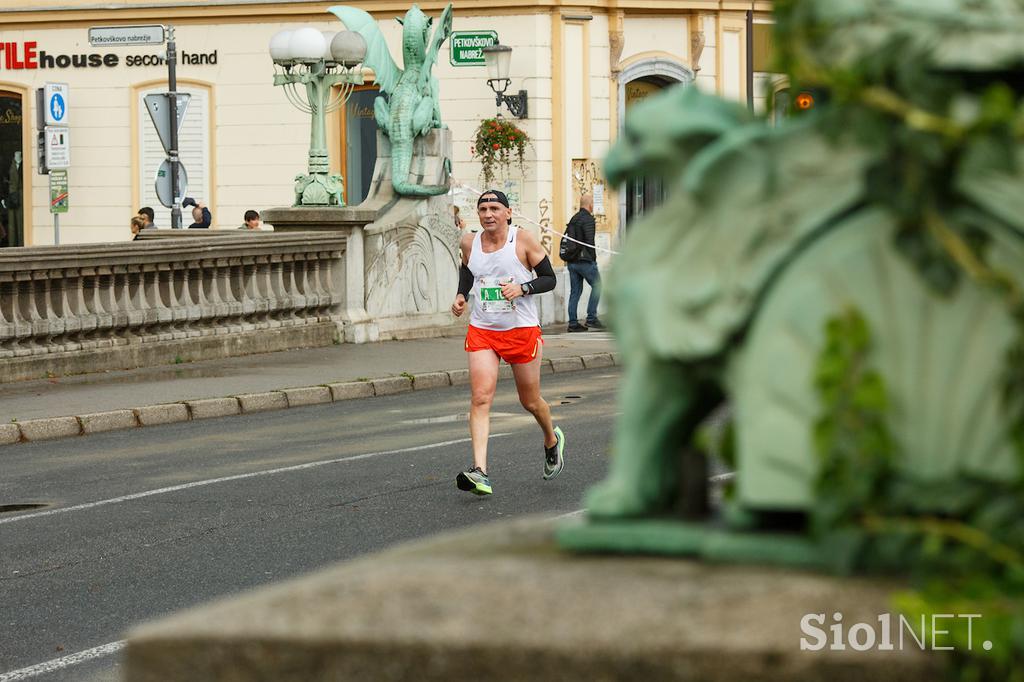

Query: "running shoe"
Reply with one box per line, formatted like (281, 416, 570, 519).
(543, 426, 566, 480)
(456, 466, 492, 495)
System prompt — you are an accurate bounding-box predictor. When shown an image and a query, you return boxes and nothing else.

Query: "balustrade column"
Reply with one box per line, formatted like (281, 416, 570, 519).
(51, 268, 80, 352)
(70, 267, 98, 350)
(0, 273, 14, 357)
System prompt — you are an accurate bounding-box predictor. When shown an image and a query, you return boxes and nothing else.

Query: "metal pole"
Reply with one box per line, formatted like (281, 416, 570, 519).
(746, 7, 754, 111)
(54, 214, 60, 245)
(167, 25, 182, 229)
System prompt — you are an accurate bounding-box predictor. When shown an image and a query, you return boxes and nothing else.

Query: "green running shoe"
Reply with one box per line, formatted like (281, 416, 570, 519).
(456, 466, 492, 495)
(543, 426, 565, 480)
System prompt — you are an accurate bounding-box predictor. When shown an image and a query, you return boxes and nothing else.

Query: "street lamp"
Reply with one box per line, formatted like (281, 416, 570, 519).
(482, 43, 527, 118)
(269, 28, 367, 206)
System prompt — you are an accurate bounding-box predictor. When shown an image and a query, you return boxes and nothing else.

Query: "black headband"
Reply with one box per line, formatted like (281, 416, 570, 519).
(477, 190, 510, 208)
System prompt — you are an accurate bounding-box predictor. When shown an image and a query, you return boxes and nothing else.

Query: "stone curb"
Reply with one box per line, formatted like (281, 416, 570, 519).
(550, 356, 585, 373)
(80, 410, 139, 435)
(327, 381, 374, 401)
(186, 398, 241, 420)
(0, 353, 620, 449)
(19, 416, 82, 442)
(237, 392, 289, 414)
(136, 404, 190, 427)
(371, 376, 413, 396)
(0, 422, 23, 445)
(411, 372, 451, 391)
(281, 386, 332, 407)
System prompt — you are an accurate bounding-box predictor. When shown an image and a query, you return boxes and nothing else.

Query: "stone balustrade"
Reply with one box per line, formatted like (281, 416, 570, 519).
(0, 233, 350, 381)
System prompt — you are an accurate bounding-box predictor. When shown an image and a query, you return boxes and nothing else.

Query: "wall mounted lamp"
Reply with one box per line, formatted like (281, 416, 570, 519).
(482, 44, 528, 118)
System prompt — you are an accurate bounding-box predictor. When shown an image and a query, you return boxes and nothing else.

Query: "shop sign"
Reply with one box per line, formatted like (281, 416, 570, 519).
(450, 31, 497, 66)
(0, 41, 217, 70)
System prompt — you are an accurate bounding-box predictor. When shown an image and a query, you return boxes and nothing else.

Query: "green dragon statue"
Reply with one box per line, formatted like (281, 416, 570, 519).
(328, 3, 453, 197)
(565, 0, 1024, 571)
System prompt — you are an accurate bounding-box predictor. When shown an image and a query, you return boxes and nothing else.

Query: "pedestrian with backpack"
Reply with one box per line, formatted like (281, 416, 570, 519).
(562, 194, 603, 332)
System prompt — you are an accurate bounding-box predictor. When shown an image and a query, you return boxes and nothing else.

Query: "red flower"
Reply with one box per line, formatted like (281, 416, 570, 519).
(492, 143, 500, 149)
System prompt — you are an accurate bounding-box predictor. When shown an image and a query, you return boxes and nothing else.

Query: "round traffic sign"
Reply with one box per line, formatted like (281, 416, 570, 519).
(154, 160, 188, 209)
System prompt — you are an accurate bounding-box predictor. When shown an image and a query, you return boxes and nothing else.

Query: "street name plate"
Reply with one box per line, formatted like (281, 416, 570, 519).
(88, 25, 165, 47)
(450, 31, 497, 66)
(49, 170, 68, 214)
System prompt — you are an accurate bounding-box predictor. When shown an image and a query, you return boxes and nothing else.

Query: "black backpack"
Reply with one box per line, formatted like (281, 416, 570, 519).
(559, 222, 582, 262)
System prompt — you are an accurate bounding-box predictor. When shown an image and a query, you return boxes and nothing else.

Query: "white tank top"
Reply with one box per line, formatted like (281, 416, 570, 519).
(468, 227, 540, 331)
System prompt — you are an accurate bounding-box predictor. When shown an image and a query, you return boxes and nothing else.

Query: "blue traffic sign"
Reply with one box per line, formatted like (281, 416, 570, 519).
(48, 93, 65, 122)
(49, 93, 65, 122)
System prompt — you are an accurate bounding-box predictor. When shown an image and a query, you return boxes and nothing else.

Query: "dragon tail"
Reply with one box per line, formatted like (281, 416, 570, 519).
(391, 149, 450, 197)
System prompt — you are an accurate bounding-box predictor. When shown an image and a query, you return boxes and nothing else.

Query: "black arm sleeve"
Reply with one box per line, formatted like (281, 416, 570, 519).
(523, 256, 556, 294)
(457, 264, 474, 298)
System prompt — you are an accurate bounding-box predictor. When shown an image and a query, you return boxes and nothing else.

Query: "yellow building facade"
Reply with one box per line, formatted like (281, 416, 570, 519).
(0, 0, 772, 251)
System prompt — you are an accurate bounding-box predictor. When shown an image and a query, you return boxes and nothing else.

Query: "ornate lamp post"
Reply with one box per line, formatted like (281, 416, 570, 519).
(269, 28, 367, 206)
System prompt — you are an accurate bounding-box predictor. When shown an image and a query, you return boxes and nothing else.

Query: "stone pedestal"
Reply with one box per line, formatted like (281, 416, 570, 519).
(124, 517, 940, 682)
(261, 129, 460, 343)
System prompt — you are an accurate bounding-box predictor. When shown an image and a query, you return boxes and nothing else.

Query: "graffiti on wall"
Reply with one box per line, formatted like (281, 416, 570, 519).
(538, 197, 553, 256)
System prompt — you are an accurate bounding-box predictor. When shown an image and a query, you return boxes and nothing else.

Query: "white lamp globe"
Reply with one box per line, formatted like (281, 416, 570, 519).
(268, 30, 294, 62)
(288, 27, 327, 63)
(331, 31, 367, 68)
(321, 31, 338, 61)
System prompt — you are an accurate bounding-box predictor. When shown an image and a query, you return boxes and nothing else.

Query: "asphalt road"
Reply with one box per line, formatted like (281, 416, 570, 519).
(0, 368, 620, 682)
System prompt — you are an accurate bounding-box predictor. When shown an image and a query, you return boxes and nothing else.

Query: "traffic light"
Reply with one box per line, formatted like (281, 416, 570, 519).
(795, 91, 816, 110)
(792, 87, 829, 114)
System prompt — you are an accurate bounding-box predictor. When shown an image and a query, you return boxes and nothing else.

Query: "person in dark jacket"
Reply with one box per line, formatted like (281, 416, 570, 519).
(183, 197, 212, 229)
(565, 194, 603, 332)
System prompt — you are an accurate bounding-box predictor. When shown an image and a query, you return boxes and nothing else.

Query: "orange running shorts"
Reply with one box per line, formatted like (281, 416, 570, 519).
(465, 325, 543, 364)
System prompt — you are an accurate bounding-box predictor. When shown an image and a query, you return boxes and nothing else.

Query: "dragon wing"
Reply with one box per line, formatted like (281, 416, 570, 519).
(327, 5, 403, 96)
(420, 3, 453, 88)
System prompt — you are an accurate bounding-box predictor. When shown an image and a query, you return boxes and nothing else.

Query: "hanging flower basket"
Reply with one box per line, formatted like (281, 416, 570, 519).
(471, 117, 530, 186)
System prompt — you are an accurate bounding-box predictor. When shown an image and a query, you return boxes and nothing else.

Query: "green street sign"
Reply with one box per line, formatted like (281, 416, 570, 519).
(49, 169, 68, 214)
(450, 31, 497, 66)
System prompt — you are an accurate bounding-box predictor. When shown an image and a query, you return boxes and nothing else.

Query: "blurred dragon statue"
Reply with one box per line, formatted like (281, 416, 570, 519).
(563, 0, 1024, 589)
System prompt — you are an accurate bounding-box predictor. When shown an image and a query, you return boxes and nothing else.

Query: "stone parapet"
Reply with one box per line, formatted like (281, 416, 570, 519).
(0, 233, 346, 381)
(124, 517, 941, 682)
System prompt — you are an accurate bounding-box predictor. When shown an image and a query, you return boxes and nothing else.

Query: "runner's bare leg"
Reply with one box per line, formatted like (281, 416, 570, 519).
(468, 349, 500, 472)
(511, 345, 557, 448)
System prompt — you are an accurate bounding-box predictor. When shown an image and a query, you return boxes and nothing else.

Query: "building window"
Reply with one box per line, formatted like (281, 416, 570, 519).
(0, 90, 24, 247)
(137, 85, 210, 228)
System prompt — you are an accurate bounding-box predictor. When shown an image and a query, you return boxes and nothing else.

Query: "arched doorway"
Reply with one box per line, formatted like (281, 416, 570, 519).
(0, 90, 24, 247)
(617, 59, 694, 228)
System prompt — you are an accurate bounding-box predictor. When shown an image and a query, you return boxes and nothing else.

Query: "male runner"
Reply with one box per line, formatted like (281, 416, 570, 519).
(450, 190, 565, 495)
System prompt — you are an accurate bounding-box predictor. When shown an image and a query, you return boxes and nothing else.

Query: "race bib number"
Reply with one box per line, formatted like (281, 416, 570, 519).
(479, 276, 514, 313)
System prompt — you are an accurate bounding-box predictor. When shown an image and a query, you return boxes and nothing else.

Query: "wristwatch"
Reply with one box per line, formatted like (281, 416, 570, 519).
(521, 282, 532, 296)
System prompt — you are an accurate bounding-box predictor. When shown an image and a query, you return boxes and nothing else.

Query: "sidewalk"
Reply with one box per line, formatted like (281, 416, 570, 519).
(0, 327, 619, 445)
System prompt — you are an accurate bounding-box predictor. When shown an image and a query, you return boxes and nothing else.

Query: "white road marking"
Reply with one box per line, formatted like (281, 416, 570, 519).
(549, 508, 586, 520)
(0, 640, 125, 681)
(401, 412, 517, 425)
(0, 434, 512, 526)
